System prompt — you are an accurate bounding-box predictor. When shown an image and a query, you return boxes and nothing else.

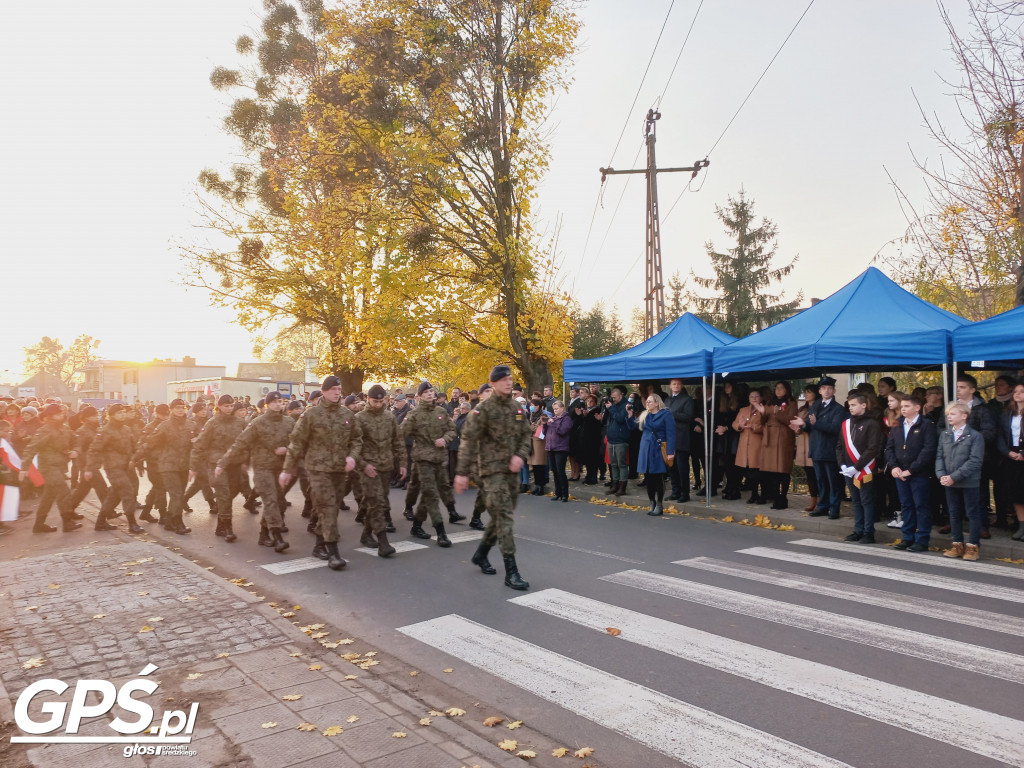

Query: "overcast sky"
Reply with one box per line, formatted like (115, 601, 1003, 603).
(0, 0, 970, 382)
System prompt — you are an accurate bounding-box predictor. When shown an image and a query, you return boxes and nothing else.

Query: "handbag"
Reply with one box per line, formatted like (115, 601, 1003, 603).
(658, 438, 674, 467)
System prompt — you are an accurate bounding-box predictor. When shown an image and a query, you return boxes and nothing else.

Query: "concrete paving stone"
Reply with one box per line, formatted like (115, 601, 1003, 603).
(216, 702, 296, 743)
(230, 646, 299, 674)
(180, 666, 249, 694)
(285, 748, 363, 768)
(375, 702, 403, 717)
(336, 718, 427, 764)
(241, 726, 339, 768)
(190, 658, 233, 673)
(275, 677, 357, 709)
(363, 742, 465, 768)
(248, 661, 324, 691)
(295, 696, 389, 730)
(201, 683, 278, 719)
(437, 741, 473, 760)
(24, 718, 113, 762)
(355, 689, 381, 704)
(416, 725, 444, 744)
(187, 732, 250, 768)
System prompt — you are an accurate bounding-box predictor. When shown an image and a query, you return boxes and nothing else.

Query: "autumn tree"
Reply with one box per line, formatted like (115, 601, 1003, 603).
(666, 270, 688, 322)
(569, 302, 627, 361)
(23, 335, 100, 389)
(319, 0, 579, 391)
(692, 190, 800, 337)
(879, 1, 1023, 318)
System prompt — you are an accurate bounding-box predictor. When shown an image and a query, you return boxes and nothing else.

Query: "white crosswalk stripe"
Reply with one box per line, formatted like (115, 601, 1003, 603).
(600, 569, 1024, 682)
(676, 556, 1024, 636)
(732, 547, 1024, 603)
(790, 538, 1024, 580)
(398, 614, 855, 768)
(510, 588, 1024, 767)
(354, 540, 429, 555)
(258, 556, 327, 574)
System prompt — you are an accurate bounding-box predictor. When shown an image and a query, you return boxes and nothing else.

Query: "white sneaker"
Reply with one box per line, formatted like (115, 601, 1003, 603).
(887, 514, 902, 529)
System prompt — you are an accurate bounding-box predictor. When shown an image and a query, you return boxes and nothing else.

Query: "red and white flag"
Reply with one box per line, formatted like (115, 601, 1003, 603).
(1, 437, 21, 522)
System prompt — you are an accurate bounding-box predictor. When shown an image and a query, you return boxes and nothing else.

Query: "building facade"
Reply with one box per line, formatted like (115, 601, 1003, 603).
(79, 357, 226, 404)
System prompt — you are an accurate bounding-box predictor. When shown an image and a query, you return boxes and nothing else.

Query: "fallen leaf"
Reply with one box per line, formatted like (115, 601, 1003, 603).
(338, 638, 354, 645)
(321, 640, 340, 648)
(359, 659, 379, 668)
(574, 747, 594, 758)
(443, 668, 453, 673)
(341, 653, 361, 661)
(409, 670, 419, 676)
(996, 557, 1024, 564)
(483, 716, 504, 727)
(281, 612, 296, 618)
(261, 722, 277, 729)
(26, 606, 39, 611)
(446, 707, 466, 717)
(139, 626, 154, 633)
(776, 524, 795, 531)
(205, 566, 215, 571)
(229, 578, 245, 584)
(288, 652, 303, 657)
(301, 623, 326, 631)
(392, 731, 407, 738)
(217, 653, 230, 658)
(92, 614, 106, 619)
(721, 515, 734, 523)
(419, 717, 432, 726)
(343, 675, 358, 680)
(310, 632, 329, 640)
(48, 583, 61, 590)
(21, 657, 45, 670)
(268, 602, 278, 608)
(148, 617, 164, 622)
(137, 591, 149, 596)
(186, 673, 203, 680)
(552, 747, 570, 757)
(507, 720, 523, 729)
(323, 725, 343, 736)
(364, 651, 378, 657)
(282, 695, 303, 701)
(308, 664, 322, 671)
(346, 715, 359, 723)
(606, 627, 621, 637)
(429, 710, 446, 717)
(296, 723, 317, 732)
(516, 750, 537, 759)
(498, 739, 518, 752)
(293, 605, 301, 610)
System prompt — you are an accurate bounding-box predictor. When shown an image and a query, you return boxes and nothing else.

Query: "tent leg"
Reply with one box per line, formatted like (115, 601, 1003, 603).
(707, 374, 715, 509)
(950, 362, 956, 402)
(943, 363, 949, 403)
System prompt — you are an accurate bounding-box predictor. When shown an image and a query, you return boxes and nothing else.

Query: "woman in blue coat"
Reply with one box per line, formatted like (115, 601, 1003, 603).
(633, 393, 676, 516)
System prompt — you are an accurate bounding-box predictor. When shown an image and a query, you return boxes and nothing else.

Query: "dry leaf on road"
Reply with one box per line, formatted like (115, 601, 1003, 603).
(507, 720, 523, 729)
(516, 750, 537, 759)
(409, 671, 419, 676)
(552, 747, 570, 757)
(148, 617, 164, 622)
(346, 715, 359, 723)
(281, 695, 303, 701)
(343, 675, 358, 680)
(443, 668, 453, 673)
(606, 627, 621, 637)
(217, 653, 230, 658)
(261, 722, 277, 729)
(186, 673, 203, 680)
(446, 707, 466, 717)
(338, 638, 354, 645)
(419, 717, 432, 726)
(310, 632, 329, 639)
(483, 717, 504, 727)
(308, 664, 322, 671)
(364, 651, 378, 657)
(139, 626, 154, 633)
(498, 739, 518, 752)
(21, 658, 45, 670)
(281, 612, 295, 618)
(288, 652, 303, 657)
(574, 747, 594, 758)
(323, 726, 343, 736)
(137, 591, 149, 596)
(296, 723, 317, 732)
(429, 710, 446, 717)
(26, 606, 38, 611)
(47, 583, 61, 590)
(92, 614, 106, 619)
(392, 731, 407, 738)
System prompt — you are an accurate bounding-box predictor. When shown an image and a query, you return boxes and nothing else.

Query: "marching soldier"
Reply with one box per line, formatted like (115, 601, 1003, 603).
(467, 382, 492, 530)
(191, 395, 245, 542)
(280, 375, 362, 571)
(455, 365, 532, 590)
(70, 405, 108, 511)
(21, 403, 83, 534)
(402, 381, 462, 547)
(85, 403, 142, 533)
(218, 391, 294, 552)
(354, 384, 404, 557)
(138, 404, 169, 523)
(134, 399, 194, 535)
(183, 401, 216, 513)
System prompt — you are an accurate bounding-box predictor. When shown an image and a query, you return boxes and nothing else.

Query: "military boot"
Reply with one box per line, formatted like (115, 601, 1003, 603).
(125, 510, 144, 534)
(403, 506, 414, 521)
(376, 530, 396, 558)
(447, 504, 466, 524)
(469, 514, 485, 531)
(258, 523, 274, 547)
(471, 542, 497, 574)
(170, 517, 191, 535)
(312, 534, 329, 560)
(359, 526, 378, 548)
(410, 522, 431, 540)
(384, 512, 396, 533)
(502, 555, 529, 590)
(434, 523, 452, 548)
(325, 541, 347, 570)
(223, 521, 237, 543)
(94, 511, 117, 532)
(139, 504, 156, 523)
(214, 519, 226, 537)
(270, 527, 289, 553)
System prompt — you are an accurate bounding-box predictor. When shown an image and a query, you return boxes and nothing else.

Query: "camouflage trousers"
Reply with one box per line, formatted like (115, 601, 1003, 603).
(308, 470, 346, 543)
(480, 473, 519, 556)
(211, 464, 241, 523)
(413, 461, 453, 526)
(472, 477, 486, 518)
(254, 469, 286, 529)
(100, 467, 137, 519)
(185, 463, 216, 508)
(161, 470, 188, 526)
(144, 463, 167, 514)
(360, 471, 391, 534)
(35, 467, 75, 526)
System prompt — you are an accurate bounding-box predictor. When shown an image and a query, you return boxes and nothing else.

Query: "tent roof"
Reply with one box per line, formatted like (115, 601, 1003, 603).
(953, 304, 1024, 369)
(563, 312, 736, 382)
(712, 267, 969, 378)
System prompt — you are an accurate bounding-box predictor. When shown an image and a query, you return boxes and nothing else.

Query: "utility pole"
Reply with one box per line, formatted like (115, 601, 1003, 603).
(600, 110, 709, 339)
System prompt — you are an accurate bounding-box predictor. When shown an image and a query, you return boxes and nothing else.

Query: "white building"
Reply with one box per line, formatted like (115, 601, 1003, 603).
(166, 376, 307, 404)
(79, 357, 226, 404)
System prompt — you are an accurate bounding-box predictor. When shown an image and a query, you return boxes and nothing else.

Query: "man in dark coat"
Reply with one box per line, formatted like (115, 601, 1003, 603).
(664, 380, 694, 502)
(791, 376, 847, 518)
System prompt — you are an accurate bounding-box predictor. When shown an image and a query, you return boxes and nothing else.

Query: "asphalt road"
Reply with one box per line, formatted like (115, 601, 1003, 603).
(62, 481, 1024, 768)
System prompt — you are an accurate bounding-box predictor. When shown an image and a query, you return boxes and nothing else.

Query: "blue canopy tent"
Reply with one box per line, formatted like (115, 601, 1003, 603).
(953, 304, 1024, 370)
(712, 267, 970, 380)
(562, 312, 736, 381)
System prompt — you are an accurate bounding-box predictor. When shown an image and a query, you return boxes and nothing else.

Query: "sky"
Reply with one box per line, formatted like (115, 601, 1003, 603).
(0, 0, 972, 383)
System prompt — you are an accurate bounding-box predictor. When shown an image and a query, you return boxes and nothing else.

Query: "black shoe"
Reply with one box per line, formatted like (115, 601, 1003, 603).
(325, 541, 347, 570)
(69, 512, 85, 520)
(377, 530, 396, 558)
(828, 512, 840, 520)
(139, 510, 157, 523)
(301, 507, 311, 519)
(448, 507, 466, 524)
(354, 513, 365, 524)
(894, 540, 912, 550)
(403, 507, 414, 521)
(62, 522, 82, 532)
(223, 523, 237, 543)
(410, 523, 432, 540)
(182, 504, 193, 514)
(214, 520, 226, 537)
(667, 491, 681, 501)
(746, 496, 760, 505)
(340, 500, 350, 511)
(472, 542, 497, 574)
(434, 523, 451, 547)
(33, 524, 57, 534)
(908, 542, 928, 552)
(280, 523, 288, 533)
(307, 520, 317, 533)
(385, 519, 396, 533)
(858, 534, 875, 544)
(502, 555, 529, 590)
(808, 509, 829, 517)
(550, 494, 562, 502)
(94, 520, 118, 531)
(243, 499, 258, 513)
(360, 529, 378, 548)
(469, 516, 485, 530)
(270, 527, 290, 553)
(258, 525, 274, 547)
(312, 535, 329, 560)
(844, 532, 863, 542)
(771, 499, 789, 510)
(695, 486, 706, 497)
(561, 496, 568, 502)
(171, 523, 191, 535)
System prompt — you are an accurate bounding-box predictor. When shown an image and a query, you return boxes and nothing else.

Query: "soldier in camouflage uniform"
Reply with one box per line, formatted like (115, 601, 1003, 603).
(138, 404, 169, 523)
(183, 401, 216, 513)
(466, 382, 493, 530)
(70, 405, 108, 512)
(85, 403, 142, 533)
(282, 400, 317, 531)
(402, 381, 462, 546)
(281, 375, 362, 571)
(134, 399, 195, 535)
(455, 365, 532, 590)
(218, 391, 294, 552)
(354, 384, 404, 557)
(191, 395, 245, 542)
(21, 403, 83, 534)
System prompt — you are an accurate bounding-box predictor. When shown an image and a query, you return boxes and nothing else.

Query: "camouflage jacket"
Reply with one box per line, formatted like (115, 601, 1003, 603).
(401, 401, 456, 464)
(86, 420, 137, 471)
(190, 411, 245, 470)
(134, 415, 194, 472)
(355, 406, 404, 471)
(23, 423, 74, 472)
(455, 392, 532, 477)
(283, 399, 362, 474)
(73, 422, 99, 462)
(219, 410, 294, 472)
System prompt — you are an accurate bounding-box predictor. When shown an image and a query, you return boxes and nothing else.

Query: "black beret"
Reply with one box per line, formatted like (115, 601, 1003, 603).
(367, 384, 387, 399)
(155, 404, 170, 416)
(78, 405, 98, 420)
(478, 382, 492, 393)
(218, 394, 234, 407)
(265, 391, 283, 404)
(170, 398, 187, 409)
(489, 364, 513, 382)
(321, 375, 342, 391)
(417, 381, 433, 396)
(344, 394, 358, 406)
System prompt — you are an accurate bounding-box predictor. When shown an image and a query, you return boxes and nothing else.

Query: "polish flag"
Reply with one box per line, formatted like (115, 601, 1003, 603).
(1, 437, 21, 522)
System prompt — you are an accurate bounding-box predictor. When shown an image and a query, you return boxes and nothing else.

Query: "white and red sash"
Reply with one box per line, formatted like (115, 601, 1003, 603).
(842, 419, 874, 488)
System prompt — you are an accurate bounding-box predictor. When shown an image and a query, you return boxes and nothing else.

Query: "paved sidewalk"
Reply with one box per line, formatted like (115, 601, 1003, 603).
(0, 536, 547, 768)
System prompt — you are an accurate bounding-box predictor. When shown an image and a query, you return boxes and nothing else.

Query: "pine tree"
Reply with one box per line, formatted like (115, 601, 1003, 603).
(666, 270, 687, 322)
(692, 190, 801, 337)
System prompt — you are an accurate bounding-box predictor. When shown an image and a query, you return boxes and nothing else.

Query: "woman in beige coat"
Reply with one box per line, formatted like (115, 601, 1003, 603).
(758, 381, 797, 509)
(793, 383, 819, 511)
(733, 390, 764, 504)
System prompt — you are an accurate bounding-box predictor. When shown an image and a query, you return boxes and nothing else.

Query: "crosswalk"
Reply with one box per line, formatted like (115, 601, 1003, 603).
(398, 538, 1024, 768)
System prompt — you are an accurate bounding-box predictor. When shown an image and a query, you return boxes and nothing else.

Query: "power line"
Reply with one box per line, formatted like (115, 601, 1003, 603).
(655, 0, 705, 108)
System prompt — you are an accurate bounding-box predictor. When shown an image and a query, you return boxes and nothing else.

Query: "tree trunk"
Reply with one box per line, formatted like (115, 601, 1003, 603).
(338, 369, 364, 395)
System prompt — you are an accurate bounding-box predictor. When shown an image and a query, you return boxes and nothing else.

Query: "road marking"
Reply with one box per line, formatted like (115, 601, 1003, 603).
(354, 540, 429, 555)
(398, 614, 853, 768)
(731, 547, 1024, 604)
(676, 557, 1024, 637)
(514, 535, 644, 564)
(789, 538, 1024, 580)
(445, 531, 483, 545)
(602, 570, 1024, 682)
(511, 589, 1024, 767)
(258, 557, 328, 574)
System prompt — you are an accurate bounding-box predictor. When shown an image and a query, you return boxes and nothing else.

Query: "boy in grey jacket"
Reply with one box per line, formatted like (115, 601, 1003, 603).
(937, 402, 986, 561)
